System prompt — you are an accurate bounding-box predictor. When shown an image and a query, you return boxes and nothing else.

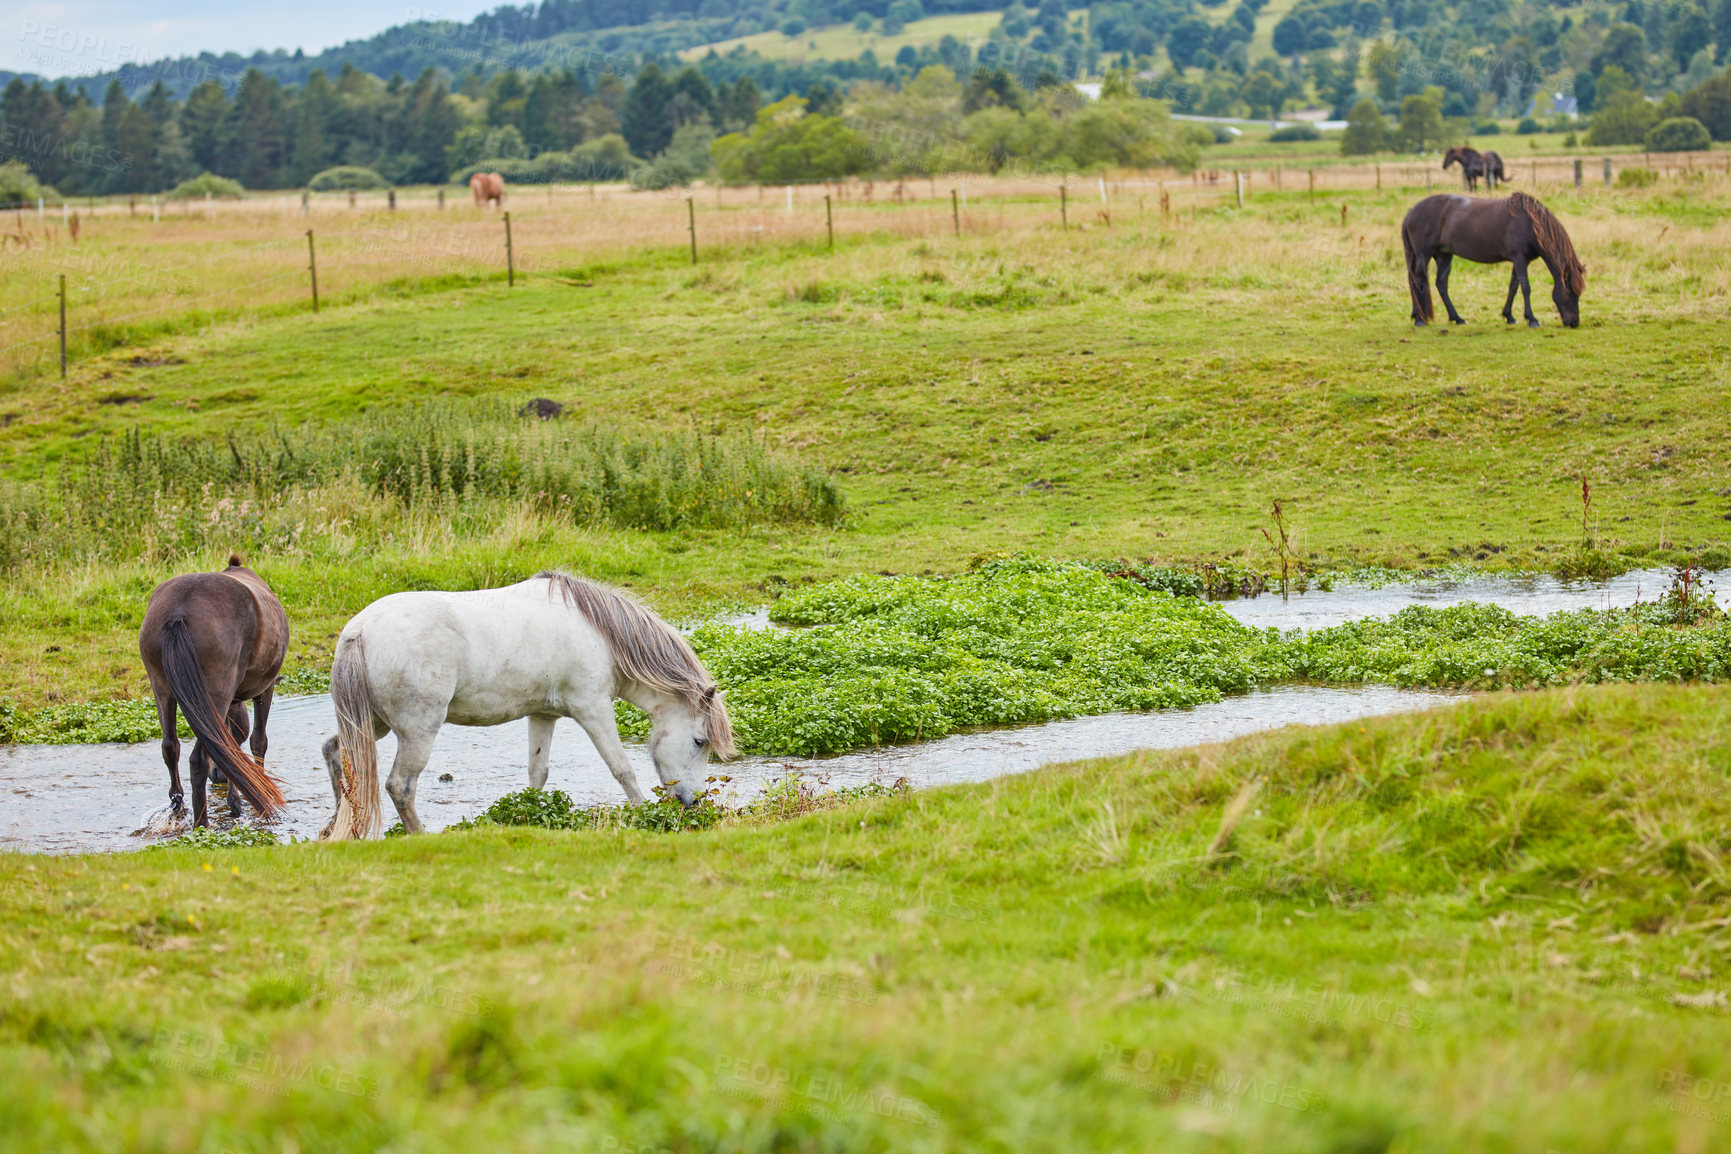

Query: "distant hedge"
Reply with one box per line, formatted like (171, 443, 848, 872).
(308, 165, 388, 191)
(1645, 117, 1711, 153)
(452, 135, 639, 185)
(167, 173, 245, 199)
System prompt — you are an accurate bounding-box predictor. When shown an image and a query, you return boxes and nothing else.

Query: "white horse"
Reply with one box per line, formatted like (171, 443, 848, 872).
(319, 572, 734, 839)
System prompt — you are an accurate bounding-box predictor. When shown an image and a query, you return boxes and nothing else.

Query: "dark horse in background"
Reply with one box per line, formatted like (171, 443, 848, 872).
(140, 555, 288, 827)
(1402, 192, 1586, 328)
(1442, 146, 1509, 192)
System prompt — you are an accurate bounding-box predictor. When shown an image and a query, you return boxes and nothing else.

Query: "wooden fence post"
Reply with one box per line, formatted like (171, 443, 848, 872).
(58, 274, 67, 379)
(1235, 171, 1243, 208)
(1574, 159, 1582, 188)
(1308, 169, 1314, 200)
(504, 211, 515, 285)
(1375, 164, 1381, 190)
(438, 188, 445, 210)
(305, 230, 319, 313)
(824, 194, 834, 250)
(388, 188, 397, 212)
(1060, 184, 1067, 230)
(1603, 157, 1612, 186)
(951, 188, 959, 236)
(687, 198, 697, 264)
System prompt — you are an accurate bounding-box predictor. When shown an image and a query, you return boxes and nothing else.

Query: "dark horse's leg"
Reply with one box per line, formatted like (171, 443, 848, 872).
(1435, 254, 1467, 324)
(1502, 267, 1520, 324)
(251, 687, 274, 766)
(190, 739, 210, 828)
(157, 693, 183, 813)
(1514, 255, 1539, 327)
(224, 702, 251, 816)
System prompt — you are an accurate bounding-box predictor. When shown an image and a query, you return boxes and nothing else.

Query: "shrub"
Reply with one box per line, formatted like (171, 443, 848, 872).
(1617, 166, 1658, 187)
(1645, 116, 1712, 152)
(780, 15, 807, 34)
(1341, 98, 1390, 155)
(1268, 123, 1320, 141)
(1680, 73, 1731, 141)
(0, 160, 53, 206)
(307, 165, 388, 191)
(1472, 119, 1502, 135)
(712, 95, 873, 183)
(459, 136, 640, 184)
(167, 173, 246, 199)
(631, 124, 714, 189)
(1516, 116, 1542, 134)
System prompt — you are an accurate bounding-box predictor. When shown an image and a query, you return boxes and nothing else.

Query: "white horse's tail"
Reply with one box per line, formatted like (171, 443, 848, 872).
(322, 635, 382, 841)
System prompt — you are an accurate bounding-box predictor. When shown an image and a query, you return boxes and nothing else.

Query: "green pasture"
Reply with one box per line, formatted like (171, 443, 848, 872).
(1, 177, 1728, 708)
(4, 684, 1731, 1151)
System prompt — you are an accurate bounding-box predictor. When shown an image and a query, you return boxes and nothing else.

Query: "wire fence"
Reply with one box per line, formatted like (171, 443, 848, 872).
(2, 152, 1725, 379)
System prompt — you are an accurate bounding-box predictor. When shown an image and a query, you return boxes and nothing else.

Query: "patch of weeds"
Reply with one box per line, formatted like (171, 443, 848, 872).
(450, 786, 726, 834)
(1552, 545, 1630, 581)
(245, 974, 313, 1011)
(8, 698, 179, 743)
(1078, 558, 1206, 598)
(1198, 559, 1269, 599)
(147, 825, 280, 850)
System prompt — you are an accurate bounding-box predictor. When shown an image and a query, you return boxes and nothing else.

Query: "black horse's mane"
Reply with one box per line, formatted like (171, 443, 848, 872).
(1510, 192, 1586, 293)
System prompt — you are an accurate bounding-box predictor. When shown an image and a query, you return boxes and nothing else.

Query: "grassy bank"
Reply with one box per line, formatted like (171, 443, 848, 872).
(4, 683, 1730, 1151)
(1, 176, 1728, 708)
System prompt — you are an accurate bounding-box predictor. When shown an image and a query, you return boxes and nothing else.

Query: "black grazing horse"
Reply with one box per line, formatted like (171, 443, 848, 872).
(139, 555, 289, 827)
(1401, 192, 1586, 328)
(1442, 146, 1510, 192)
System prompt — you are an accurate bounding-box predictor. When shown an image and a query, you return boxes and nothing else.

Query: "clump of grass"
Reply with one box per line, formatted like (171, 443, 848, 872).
(0, 401, 844, 573)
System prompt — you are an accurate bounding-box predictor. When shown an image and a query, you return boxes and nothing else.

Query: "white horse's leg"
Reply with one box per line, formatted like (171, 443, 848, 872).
(385, 726, 439, 834)
(322, 716, 389, 809)
(571, 705, 646, 804)
(527, 715, 555, 790)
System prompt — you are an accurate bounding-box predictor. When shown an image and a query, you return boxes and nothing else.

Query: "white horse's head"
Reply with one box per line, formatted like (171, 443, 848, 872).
(647, 686, 735, 806)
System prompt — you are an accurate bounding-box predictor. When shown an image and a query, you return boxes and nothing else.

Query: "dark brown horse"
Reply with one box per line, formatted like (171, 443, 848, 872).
(139, 554, 289, 827)
(1442, 146, 1510, 192)
(1401, 192, 1585, 329)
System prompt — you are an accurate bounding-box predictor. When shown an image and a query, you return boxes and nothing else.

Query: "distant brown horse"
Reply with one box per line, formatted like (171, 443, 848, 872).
(470, 171, 505, 209)
(1401, 192, 1585, 329)
(1442, 146, 1510, 192)
(140, 555, 288, 827)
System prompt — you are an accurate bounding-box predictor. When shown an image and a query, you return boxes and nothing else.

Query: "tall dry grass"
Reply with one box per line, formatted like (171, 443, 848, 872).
(6, 161, 1726, 377)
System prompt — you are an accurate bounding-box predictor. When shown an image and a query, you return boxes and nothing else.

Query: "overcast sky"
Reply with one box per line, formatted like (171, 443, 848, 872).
(9, 0, 501, 79)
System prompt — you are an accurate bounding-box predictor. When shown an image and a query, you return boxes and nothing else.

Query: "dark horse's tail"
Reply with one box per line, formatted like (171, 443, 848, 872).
(159, 618, 285, 818)
(1401, 218, 1433, 323)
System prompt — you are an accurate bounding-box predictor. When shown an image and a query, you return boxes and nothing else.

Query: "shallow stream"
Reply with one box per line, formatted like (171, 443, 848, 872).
(1, 568, 1710, 854)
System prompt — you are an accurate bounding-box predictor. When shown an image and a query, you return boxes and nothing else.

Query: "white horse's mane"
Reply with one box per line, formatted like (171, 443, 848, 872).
(535, 571, 735, 757)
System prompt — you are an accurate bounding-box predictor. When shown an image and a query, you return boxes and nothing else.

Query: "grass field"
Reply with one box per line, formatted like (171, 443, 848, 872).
(678, 12, 1005, 64)
(5, 684, 1731, 1151)
(1, 171, 1728, 710)
(4, 118, 1731, 1153)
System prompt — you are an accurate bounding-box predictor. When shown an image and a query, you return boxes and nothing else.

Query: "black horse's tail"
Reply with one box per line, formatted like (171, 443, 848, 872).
(1401, 220, 1433, 323)
(159, 618, 285, 818)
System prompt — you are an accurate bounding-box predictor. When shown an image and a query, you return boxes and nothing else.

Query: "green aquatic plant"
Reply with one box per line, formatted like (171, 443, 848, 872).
(146, 825, 281, 849)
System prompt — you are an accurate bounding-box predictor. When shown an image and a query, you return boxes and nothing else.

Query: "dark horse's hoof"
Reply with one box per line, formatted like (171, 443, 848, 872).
(1413, 319, 1427, 328)
(169, 794, 185, 814)
(1451, 318, 1466, 325)
(1527, 320, 1541, 328)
